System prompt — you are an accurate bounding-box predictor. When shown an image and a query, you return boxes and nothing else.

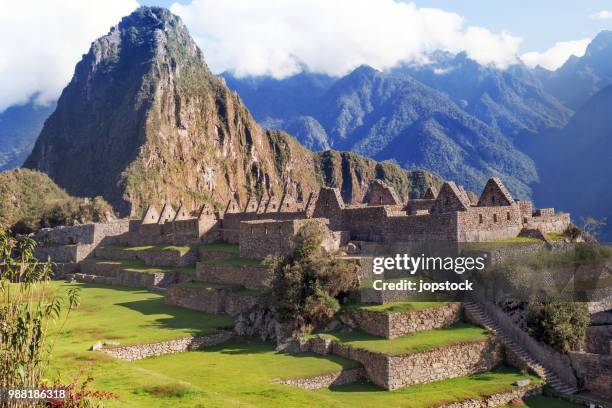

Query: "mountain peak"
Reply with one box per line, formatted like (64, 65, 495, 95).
(585, 30, 612, 57)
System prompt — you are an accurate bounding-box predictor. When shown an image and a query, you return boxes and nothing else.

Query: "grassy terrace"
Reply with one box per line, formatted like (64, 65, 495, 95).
(350, 301, 454, 313)
(463, 236, 543, 251)
(318, 323, 491, 355)
(505, 395, 582, 408)
(38, 282, 572, 407)
(82, 258, 195, 274)
(103, 244, 192, 254)
(172, 281, 242, 290)
(204, 256, 264, 267)
(198, 242, 240, 254)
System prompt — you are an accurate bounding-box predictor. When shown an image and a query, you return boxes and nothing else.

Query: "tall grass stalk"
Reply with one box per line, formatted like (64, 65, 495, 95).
(0, 229, 79, 407)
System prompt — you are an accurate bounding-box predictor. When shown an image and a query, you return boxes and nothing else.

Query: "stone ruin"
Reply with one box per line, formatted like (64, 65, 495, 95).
(121, 176, 570, 256)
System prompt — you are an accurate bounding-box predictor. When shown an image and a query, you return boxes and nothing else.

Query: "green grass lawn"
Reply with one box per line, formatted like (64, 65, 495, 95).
(319, 323, 491, 355)
(103, 244, 193, 254)
(351, 301, 453, 313)
(505, 395, 583, 408)
(83, 258, 195, 274)
(41, 282, 556, 407)
(544, 233, 566, 242)
(463, 236, 543, 251)
(203, 255, 264, 267)
(172, 281, 242, 290)
(198, 242, 240, 254)
(48, 282, 234, 360)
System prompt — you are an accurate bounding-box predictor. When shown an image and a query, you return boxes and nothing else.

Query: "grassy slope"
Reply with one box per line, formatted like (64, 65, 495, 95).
(103, 244, 193, 255)
(508, 395, 582, 408)
(320, 324, 491, 355)
(0, 168, 69, 228)
(81, 258, 195, 274)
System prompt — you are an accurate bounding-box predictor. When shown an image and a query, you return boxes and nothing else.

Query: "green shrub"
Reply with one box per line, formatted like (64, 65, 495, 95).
(267, 221, 358, 331)
(526, 299, 589, 352)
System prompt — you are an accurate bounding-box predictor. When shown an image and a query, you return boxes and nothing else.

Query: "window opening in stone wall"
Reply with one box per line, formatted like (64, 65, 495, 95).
(493, 214, 498, 223)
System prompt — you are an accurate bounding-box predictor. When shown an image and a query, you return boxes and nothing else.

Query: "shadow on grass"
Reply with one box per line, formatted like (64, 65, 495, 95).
(115, 297, 236, 332)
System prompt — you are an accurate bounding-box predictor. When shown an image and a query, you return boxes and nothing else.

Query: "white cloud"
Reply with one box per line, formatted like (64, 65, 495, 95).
(521, 38, 591, 70)
(0, 0, 138, 112)
(170, 0, 522, 78)
(590, 10, 612, 20)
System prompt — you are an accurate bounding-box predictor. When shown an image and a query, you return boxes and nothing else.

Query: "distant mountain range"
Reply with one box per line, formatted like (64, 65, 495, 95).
(0, 101, 54, 171)
(535, 30, 612, 110)
(1, 12, 611, 239)
(222, 57, 570, 198)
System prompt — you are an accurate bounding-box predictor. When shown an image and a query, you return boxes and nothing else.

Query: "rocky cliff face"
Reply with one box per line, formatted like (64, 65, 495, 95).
(24, 7, 436, 216)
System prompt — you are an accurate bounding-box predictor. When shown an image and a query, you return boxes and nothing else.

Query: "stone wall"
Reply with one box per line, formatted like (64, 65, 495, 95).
(457, 205, 523, 242)
(525, 212, 571, 235)
(225, 292, 259, 316)
(78, 261, 176, 288)
(569, 352, 612, 400)
(191, 263, 270, 289)
(304, 336, 502, 390)
(239, 218, 339, 259)
(34, 221, 129, 246)
(220, 211, 306, 243)
(586, 325, 612, 354)
(94, 246, 197, 267)
(164, 286, 258, 315)
(347, 302, 463, 338)
(35, 244, 80, 263)
(165, 286, 227, 313)
(385, 339, 502, 390)
(439, 385, 542, 408)
(100, 331, 232, 361)
(273, 367, 365, 390)
(34, 221, 129, 262)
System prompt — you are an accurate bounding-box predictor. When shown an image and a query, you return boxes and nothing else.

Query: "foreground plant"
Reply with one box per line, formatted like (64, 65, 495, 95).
(0, 229, 80, 407)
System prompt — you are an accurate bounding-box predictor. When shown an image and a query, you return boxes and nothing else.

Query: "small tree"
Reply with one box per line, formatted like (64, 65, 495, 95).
(267, 222, 358, 332)
(526, 299, 590, 352)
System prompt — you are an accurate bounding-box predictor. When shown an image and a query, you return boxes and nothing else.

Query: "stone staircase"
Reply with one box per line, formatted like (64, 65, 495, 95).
(463, 302, 578, 395)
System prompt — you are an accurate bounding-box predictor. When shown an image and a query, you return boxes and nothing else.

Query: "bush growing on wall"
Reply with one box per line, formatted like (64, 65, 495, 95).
(266, 221, 358, 331)
(526, 299, 590, 352)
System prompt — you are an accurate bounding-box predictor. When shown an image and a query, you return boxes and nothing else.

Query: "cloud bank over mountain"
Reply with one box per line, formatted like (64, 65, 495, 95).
(170, 0, 522, 78)
(521, 38, 591, 70)
(0, 0, 138, 111)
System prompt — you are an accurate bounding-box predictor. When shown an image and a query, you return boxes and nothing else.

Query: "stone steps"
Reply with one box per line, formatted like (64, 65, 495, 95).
(463, 302, 578, 395)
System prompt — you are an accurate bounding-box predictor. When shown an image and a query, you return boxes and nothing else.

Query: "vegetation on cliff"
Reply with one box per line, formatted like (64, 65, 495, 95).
(0, 169, 111, 233)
